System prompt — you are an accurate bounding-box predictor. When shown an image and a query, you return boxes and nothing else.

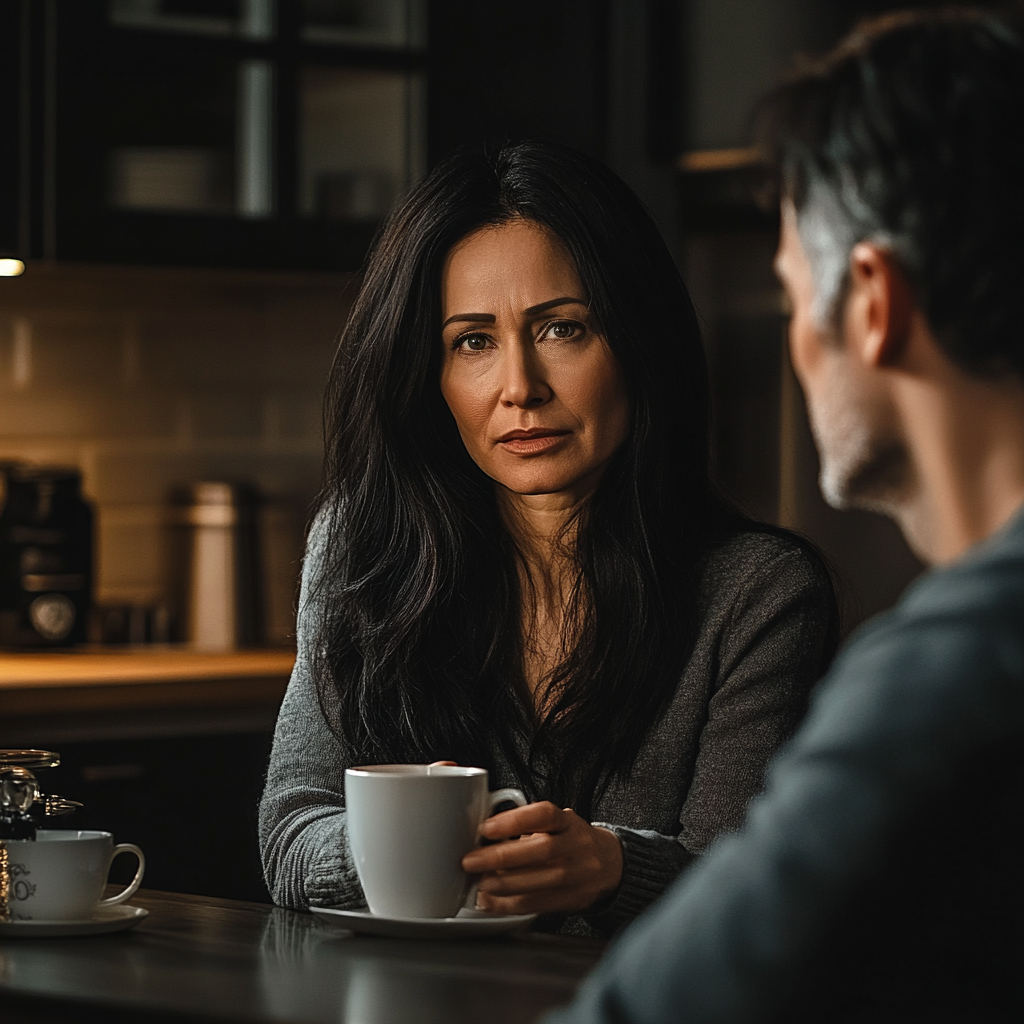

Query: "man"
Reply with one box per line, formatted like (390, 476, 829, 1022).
(547, 8, 1024, 1022)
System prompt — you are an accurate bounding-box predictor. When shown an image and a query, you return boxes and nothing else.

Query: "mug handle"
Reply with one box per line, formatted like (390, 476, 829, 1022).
(464, 788, 529, 910)
(488, 788, 527, 815)
(98, 843, 146, 907)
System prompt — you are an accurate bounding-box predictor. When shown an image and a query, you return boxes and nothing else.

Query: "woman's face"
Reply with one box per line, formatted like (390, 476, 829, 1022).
(440, 219, 631, 506)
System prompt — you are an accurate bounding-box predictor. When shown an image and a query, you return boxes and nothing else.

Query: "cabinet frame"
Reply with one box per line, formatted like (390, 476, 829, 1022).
(5, 0, 426, 271)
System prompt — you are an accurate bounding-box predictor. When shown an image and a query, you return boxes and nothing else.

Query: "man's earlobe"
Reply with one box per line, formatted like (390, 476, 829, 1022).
(848, 242, 914, 367)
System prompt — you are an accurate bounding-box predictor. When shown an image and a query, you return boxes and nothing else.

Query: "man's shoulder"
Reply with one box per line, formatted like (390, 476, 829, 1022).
(886, 509, 1024, 636)
(809, 514, 1024, 756)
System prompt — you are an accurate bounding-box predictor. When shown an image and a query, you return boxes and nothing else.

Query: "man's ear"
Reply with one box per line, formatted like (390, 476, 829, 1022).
(846, 242, 915, 368)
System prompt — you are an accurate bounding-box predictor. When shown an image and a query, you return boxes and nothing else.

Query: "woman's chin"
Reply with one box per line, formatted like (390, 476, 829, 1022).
(494, 472, 601, 506)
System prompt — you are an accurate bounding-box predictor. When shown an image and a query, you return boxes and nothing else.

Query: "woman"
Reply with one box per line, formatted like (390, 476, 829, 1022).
(260, 141, 837, 937)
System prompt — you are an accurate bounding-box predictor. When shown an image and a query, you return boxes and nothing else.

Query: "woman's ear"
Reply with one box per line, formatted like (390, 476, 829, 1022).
(845, 242, 915, 368)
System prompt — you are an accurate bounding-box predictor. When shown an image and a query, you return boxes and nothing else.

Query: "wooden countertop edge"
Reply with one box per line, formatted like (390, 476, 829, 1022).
(0, 649, 296, 688)
(0, 675, 290, 716)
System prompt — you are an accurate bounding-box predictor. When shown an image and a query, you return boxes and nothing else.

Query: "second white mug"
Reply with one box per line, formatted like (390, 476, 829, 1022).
(345, 764, 526, 919)
(3, 829, 145, 922)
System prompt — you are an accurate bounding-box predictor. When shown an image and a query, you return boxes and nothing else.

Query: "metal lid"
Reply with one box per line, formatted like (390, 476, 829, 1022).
(0, 749, 59, 765)
(0, 750, 60, 769)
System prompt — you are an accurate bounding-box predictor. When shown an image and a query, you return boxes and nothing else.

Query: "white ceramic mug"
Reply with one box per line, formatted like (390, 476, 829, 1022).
(345, 765, 527, 919)
(4, 829, 145, 922)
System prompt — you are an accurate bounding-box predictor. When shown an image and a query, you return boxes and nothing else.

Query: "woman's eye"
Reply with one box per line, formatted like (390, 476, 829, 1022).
(543, 320, 584, 341)
(455, 333, 491, 351)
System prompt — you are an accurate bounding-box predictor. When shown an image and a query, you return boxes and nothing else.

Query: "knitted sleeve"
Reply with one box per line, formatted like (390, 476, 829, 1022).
(586, 537, 836, 935)
(258, 515, 365, 910)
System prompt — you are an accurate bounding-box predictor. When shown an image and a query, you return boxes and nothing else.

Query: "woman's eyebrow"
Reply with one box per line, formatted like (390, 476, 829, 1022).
(441, 312, 495, 329)
(441, 296, 587, 330)
(524, 296, 587, 315)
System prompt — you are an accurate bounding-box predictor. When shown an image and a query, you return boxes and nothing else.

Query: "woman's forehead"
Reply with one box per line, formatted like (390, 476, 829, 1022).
(441, 220, 583, 313)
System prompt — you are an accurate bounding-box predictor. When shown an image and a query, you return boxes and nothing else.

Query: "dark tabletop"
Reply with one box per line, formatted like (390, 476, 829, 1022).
(0, 890, 607, 1024)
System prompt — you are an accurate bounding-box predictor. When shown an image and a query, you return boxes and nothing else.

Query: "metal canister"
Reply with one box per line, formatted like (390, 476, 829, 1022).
(184, 482, 260, 651)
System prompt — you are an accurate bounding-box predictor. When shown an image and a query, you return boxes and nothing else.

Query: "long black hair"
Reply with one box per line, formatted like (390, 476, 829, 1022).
(313, 140, 748, 818)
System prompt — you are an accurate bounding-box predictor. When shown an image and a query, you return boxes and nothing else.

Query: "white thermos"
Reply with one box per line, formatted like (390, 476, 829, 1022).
(185, 482, 257, 651)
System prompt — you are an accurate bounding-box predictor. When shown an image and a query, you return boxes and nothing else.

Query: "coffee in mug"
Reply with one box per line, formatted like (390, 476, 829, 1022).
(345, 765, 526, 919)
(3, 829, 145, 922)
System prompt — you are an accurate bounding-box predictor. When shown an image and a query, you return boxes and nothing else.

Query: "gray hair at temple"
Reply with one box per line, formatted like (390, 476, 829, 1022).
(756, 6, 1024, 373)
(794, 175, 903, 330)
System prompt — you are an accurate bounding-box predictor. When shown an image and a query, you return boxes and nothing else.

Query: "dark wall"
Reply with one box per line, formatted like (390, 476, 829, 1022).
(428, 0, 609, 163)
(0, 2, 19, 255)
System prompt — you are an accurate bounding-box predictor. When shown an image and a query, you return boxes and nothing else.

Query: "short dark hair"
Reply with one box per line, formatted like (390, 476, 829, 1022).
(757, 6, 1024, 378)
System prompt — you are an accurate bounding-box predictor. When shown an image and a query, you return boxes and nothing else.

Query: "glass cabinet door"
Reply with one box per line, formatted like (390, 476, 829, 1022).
(109, 0, 274, 40)
(104, 1, 276, 221)
(299, 67, 424, 222)
(103, 49, 274, 220)
(45, 0, 426, 268)
(301, 0, 426, 50)
(104, 50, 240, 217)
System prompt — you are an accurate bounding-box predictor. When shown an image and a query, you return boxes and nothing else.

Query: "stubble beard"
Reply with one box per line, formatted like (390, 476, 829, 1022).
(807, 357, 910, 517)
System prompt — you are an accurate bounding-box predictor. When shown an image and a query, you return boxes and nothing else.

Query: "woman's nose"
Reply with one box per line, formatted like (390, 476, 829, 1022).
(500, 344, 551, 408)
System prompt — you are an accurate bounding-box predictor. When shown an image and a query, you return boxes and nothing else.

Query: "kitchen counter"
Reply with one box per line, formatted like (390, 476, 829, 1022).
(0, 648, 295, 745)
(1, 651, 299, 899)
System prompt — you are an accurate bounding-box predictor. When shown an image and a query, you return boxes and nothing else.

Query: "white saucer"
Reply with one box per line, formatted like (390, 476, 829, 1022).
(0, 904, 148, 939)
(311, 905, 536, 939)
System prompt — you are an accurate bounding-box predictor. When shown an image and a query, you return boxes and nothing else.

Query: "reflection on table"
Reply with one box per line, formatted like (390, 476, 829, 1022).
(0, 889, 606, 1024)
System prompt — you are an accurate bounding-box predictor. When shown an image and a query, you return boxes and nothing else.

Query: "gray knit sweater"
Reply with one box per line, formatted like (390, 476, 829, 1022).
(259, 524, 835, 937)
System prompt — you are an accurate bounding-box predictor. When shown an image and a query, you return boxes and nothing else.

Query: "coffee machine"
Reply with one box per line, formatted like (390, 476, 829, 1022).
(0, 463, 93, 647)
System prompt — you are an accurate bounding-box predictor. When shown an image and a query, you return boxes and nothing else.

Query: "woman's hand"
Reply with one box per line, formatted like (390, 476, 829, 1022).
(461, 801, 623, 916)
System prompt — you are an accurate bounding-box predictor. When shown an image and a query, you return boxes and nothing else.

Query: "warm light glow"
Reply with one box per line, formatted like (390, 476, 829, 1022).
(677, 148, 762, 173)
(0, 259, 25, 277)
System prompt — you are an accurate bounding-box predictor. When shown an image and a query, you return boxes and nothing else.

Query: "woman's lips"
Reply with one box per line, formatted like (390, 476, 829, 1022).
(496, 430, 570, 455)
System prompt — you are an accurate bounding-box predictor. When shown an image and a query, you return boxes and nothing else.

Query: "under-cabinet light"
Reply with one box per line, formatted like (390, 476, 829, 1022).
(0, 259, 25, 277)
(677, 148, 762, 173)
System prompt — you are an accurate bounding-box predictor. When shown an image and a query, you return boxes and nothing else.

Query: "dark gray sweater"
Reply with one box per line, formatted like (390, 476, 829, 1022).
(259, 524, 835, 937)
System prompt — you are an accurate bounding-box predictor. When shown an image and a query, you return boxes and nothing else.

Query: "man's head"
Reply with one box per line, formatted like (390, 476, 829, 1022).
(774, 203, 912, 513)
(761, 7, 1024, 516)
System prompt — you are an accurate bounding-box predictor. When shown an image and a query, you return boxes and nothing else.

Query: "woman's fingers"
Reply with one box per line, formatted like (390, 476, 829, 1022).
(479, 801, 567, 842)
(461, 803, 623, 916)
(478, 863, 570, 895)
(463, 830, 559, 874)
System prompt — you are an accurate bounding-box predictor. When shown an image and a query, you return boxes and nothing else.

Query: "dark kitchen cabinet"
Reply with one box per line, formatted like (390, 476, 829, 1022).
(1, 0, 616, 273)
(3, 0, 426, 271)
(42, 730, 276, 903)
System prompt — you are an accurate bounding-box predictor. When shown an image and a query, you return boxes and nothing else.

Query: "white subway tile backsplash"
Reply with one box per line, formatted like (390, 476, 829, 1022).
(30, 317, 125, 387)
(97, 517, 167, 604)
(274, 391, 323, 441)
(89, 433, 323, 505)
(0, 262, 352, 641)
(12, 318, 32, 389)
(0, 392, 181, 438)
(191, 392, 265, 439)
